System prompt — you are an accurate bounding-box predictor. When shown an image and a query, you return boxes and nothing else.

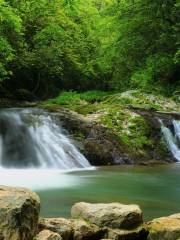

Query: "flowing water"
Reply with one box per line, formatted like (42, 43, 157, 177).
(0, 108, 90, 169)
(161, 120, 180, 161)
(0, 108, 179, 221)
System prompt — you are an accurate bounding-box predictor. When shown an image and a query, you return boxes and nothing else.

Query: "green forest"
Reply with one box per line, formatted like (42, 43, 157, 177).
(0, 0, 179, 100)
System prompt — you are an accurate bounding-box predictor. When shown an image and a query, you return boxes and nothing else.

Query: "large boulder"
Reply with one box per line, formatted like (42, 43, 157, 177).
(71, 202, 143, 230)
(147, 213, 180, 240)
(35, 230, 62, 240)
(0, 185, 40, 240)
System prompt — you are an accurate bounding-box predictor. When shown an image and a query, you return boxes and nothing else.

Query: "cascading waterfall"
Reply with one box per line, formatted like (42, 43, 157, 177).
(161, 120, 180, 161)
(0, 109, 91, 170)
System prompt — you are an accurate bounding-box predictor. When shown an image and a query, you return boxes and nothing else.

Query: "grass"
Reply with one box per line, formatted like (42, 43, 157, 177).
(44, 90, 109, 105)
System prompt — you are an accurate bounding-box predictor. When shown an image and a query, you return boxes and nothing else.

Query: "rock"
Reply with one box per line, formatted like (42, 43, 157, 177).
(106, 226, 148, 240)
(39, 218, 104, 240)
(71, 202, 143, 229)
(70, 219, 104, 240)
(38, 218, 73, 240)
(0, 185, 40, 240)
(52, 108, 134, 166)
(35, 230, 62, 240)
(147, 213, 180, 240)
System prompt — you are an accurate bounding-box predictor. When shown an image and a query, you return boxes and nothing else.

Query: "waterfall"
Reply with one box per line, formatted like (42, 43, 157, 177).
(161, 120, 180, 161)
(0, 109, 91, 170)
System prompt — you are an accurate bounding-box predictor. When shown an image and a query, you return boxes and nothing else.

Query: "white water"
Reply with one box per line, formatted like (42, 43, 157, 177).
(0, 109, 91, 170)
(161, 120, 180, 161)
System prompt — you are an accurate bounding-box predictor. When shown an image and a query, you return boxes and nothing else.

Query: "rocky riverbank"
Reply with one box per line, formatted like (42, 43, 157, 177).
(0, 185, 179, 240)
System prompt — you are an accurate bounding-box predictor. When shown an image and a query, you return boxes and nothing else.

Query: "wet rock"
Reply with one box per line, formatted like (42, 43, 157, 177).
(35, 230, 62, 240)
(71, 202, 143, 229)
(38, 218, 73, 240)
(147, 213, 180, 240)
(0, 185, 40, 240)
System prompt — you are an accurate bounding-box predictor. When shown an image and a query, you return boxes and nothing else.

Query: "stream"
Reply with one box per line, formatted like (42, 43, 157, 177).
(0, 108, 179, 221)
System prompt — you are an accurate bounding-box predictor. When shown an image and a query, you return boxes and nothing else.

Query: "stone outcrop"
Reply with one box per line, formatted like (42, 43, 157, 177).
(49, 107, 175, 165)
(50, 108, 134, 165)
(146, 214, 180, 240)
(0, 185, 40, 240)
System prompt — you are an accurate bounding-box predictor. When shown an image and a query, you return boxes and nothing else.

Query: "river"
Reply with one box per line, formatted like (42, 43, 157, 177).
(0, 108, 179, 221)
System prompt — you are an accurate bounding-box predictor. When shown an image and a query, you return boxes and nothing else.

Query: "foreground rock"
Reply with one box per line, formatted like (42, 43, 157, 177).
(147, 214, 180, 240)
(0, 185, 40, 240)
(71, 202, 143, 229)
(38, 218, 73, 240)
(106, 227, 148, 240)
(38, 217, 104, 240)
(71, 202, 147, 240)
(35, 230, 62, 240)
(0, 186, 179, 240)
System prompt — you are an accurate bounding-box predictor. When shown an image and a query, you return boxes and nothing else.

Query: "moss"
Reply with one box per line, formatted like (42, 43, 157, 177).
(40, 90, 178, 161)
(73, 132, 85, 142)
(100, 108, 153, 153)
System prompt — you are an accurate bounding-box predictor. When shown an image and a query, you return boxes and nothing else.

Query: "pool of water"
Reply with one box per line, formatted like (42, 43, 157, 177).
(0, 164, 179, 221)
(35, 164, 180, 221)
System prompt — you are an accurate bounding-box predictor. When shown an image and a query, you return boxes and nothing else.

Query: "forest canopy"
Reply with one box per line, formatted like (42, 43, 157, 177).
(0, 0, 179, 99)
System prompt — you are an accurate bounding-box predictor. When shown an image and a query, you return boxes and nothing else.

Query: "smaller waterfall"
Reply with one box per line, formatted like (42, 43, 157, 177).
(161, 120, 180, 161)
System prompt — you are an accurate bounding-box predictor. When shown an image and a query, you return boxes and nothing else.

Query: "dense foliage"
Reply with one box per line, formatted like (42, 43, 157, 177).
(0, 0, 179, 98)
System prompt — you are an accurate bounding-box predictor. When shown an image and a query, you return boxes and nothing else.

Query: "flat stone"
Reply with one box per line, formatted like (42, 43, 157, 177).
(71, 202, 143, 229)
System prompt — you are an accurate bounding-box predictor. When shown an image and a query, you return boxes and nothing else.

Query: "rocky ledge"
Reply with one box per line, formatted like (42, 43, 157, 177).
(49, 107, 176, 166)
(0, 186, 180, 240)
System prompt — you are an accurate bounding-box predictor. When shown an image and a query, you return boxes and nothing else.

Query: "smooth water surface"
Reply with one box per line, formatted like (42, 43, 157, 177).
(34, 164, 180, 221)
(0, 158, 180, 221)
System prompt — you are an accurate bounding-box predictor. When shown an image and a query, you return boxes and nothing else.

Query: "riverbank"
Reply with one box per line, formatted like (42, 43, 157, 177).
(0, 185, 179, 240)
(41, 90, 180, 165)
